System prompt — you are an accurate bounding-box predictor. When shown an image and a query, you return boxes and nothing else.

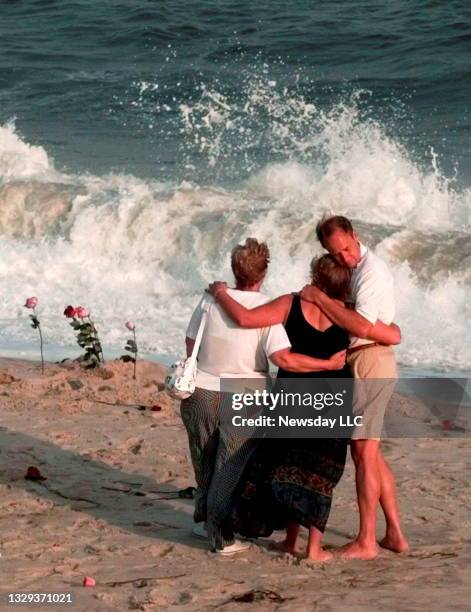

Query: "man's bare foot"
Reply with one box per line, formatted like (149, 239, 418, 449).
(379, 532, 409, 553)
(306, 548, 333, 563)
(338, 540, 379, 560)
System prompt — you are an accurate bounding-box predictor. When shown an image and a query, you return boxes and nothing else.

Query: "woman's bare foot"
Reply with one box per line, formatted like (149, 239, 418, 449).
(271, 539, 297, 555)
(338, 539, 379, 560)
(272, 522, 300, 555)
(306, 548, 333, 563)
(379, 532, 409, 553)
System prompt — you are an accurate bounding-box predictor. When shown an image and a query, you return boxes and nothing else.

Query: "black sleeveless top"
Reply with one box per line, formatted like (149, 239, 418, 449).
(277, 294, 351, 379)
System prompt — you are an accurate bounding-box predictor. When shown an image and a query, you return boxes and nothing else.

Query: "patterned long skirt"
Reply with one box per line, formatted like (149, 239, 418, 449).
(231, 437, 348, 537)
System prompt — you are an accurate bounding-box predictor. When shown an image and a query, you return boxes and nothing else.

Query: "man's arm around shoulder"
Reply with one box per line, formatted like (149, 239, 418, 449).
(300, 285, 373, 339)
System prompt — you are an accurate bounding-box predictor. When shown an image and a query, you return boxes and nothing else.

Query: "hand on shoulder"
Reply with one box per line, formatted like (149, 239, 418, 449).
(300, 284, 323, 303)
(207, 281, 228, 301)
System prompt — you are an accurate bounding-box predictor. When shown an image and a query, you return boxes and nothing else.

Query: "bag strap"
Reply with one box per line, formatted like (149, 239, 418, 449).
(186, 297, 211, 370)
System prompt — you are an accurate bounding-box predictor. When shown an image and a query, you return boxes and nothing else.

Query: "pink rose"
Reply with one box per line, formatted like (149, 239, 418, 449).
(24, 297, 38, 309)
(75, 306, 90, 319)
(63, 305, 77, 318)
(83, 576, 96, 588)
(125, 321, 135, 331)
(442, 420, 453, 431)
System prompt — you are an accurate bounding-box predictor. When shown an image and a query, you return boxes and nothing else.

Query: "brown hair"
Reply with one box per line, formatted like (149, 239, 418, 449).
(231, 238, 270, 289)
(310, 254, 351, 300)
(316, 215, 354, 248)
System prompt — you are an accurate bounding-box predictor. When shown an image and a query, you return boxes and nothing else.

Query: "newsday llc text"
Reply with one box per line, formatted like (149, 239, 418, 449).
(230, 387, 361, 430)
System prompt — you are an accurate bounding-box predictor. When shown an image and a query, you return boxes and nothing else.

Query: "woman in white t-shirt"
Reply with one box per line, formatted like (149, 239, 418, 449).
(181, 238, 346, 555)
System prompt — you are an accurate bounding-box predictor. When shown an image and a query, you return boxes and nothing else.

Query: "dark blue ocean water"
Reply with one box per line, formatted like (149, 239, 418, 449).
(1, 1, 471, 184)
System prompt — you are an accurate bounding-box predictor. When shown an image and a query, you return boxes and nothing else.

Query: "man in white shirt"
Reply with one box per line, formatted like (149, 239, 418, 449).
(183, 238, 346, 555)
(301, 215, 409, 560)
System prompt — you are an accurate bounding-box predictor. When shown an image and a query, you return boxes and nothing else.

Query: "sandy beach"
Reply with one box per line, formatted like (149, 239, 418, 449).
(0, 357, 470, 611)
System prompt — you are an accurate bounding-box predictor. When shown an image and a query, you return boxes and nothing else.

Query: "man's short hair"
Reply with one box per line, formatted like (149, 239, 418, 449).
(316, 215, 354, 247)
(231, 238, 270, 288)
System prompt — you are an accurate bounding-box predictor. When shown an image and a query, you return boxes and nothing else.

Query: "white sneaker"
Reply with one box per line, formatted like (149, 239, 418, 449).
(214, 539, 251, 556)
(191, 523, 208, 540)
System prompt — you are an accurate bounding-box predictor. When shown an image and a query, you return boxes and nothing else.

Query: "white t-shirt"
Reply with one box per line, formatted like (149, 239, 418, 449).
(186, 289, 291, 391)
(349, 243, 395, 348)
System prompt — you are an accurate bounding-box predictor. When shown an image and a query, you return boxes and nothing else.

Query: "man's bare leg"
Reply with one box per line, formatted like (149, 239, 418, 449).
(377, 450, 409, 552)
(340, 439, 381, 560)
(306, 527, 333, 562)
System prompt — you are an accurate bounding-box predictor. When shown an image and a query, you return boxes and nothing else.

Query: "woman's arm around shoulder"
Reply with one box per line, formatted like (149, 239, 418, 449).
(208, 282, 292, 328)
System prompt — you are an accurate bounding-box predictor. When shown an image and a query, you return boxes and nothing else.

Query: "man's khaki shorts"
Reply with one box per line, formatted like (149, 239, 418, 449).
(347, 345, 397, 440)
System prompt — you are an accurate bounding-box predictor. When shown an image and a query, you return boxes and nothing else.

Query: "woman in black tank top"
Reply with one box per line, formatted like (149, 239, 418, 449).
(230, 291, 351, 562)
(277, 293, 351, 379)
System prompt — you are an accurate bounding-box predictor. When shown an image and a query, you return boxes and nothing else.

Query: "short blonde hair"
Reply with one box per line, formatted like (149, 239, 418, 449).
(231, 238, 270, 288)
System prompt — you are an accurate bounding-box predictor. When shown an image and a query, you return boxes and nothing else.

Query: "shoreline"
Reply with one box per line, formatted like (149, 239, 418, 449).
(2, 348, 470, 379)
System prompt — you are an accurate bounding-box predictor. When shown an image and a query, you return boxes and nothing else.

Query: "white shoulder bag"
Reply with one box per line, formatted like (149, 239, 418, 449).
(165, 298, 211, 400)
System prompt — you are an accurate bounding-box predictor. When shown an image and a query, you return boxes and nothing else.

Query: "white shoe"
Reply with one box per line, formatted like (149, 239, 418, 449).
(214, 539, 251, 556)
(191, 523, 208, 540)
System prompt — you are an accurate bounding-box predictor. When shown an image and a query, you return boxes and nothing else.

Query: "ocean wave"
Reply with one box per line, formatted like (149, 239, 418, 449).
(0, 120, 469, 371)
